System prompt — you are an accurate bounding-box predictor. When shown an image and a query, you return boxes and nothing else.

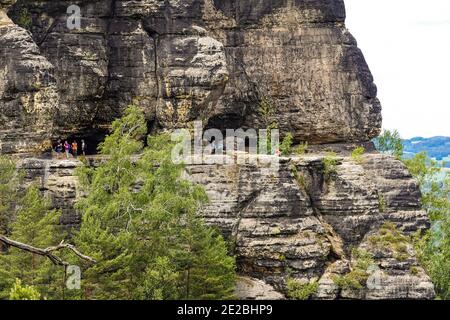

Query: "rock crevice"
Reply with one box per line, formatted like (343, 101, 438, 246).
(2, 0, 381, 153)
(1, 0, 435, 300)
(17, 147, 436, 299)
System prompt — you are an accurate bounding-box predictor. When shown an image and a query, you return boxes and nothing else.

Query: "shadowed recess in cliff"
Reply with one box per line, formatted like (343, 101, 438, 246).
(212, 0, 346, 25)
(0, 0, 382, 153)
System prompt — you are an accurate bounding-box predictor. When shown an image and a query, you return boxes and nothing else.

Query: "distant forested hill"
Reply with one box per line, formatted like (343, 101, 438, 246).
(403, 137, 450, 163)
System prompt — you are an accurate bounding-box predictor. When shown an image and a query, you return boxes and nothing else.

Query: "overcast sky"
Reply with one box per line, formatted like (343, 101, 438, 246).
(345, 0, 450, 139)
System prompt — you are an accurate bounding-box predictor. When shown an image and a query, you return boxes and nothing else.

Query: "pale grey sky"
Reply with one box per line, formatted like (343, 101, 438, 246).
(345, 0, 450, 138)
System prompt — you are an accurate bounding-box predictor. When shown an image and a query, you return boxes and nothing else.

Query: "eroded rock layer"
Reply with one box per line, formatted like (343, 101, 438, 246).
(18, 146, 435, 300)
(2, 0, 381, 153)
(1, 0, 434, 300)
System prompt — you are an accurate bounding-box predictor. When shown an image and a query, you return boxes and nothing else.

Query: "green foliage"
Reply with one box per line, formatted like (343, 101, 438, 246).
(322, 152, 338, 180)
(0, 185, 64, 299)
(403, 152, 446, 219)
(378, 194, 386, 213)
(368, 222, 410, 261)
(286, 278, 318, 300)
(290, 165, 308, 190)
(140, 257, 180, 300)
(258, 99, 279, 154)
(271, 227, 281, 236)
(333, 270, 367, 290)
(74, 105, 236, 300)
(351, 146, 366, 164)
(1, 157, 66, 299)
(410, 266, 419, 276)
(0, 156, 21, 236)
(280, 133, 293, 156)
(17, 8, 32, 30)
(374, 131, 450, 299)
(373, 129, 404, 159)
(258, 98, 277, 127)
(175, 223, 236, 300)
(406, 152, 449, 299)
(9, 279, 40, 300)
(294, 142, 309, 155)
(333, 249, 375, 290)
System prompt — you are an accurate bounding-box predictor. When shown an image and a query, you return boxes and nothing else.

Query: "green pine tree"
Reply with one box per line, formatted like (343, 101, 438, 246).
(0, 156, 21, 237)
(373, 129, 404, 159)
(175, 218, 236, 300)
(74, 105, 236, 300)
(406, 152, 450, 299)
(0, 185, 64, 299)
(9, 279, 40, 300)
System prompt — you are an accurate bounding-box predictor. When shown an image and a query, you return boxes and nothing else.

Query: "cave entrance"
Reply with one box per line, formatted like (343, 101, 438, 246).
(52, 128, 108, 157)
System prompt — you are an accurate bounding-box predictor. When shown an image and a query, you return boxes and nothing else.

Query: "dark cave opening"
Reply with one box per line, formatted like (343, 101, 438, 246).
(51, 128, 108, 157)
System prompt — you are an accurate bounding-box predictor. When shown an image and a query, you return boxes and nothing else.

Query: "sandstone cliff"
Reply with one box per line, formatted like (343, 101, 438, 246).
(19, 146, 435, 299)
(2, 0, 381, 153)
(1, 0, 435, 299)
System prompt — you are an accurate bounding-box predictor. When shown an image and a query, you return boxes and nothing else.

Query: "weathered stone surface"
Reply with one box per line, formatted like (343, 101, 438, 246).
(17, 145, 436, 300)
(20, 158, 81, 229)
(187, 157, 331, 291)
(2, 0, 381, 152)
(0, 5, 58, 153)
(356, 228, 435, 300)
(203, 0, 381, 143)
(0, 0, 16, 10)
(1, 0, 434, 301)
(235, 276, 285, 300)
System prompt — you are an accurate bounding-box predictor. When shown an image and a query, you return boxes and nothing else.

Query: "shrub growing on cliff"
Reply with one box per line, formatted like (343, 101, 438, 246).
(290, 165, 308, 191)
(368, 222, 411, 261)
(258, 98, 277, 128)
(74, 105, 236, 300)
(280, 133, 294, 155)
(373, 129, 403, 159)
(286, 278, 318, 300)
(333, 249, 375, 290)
(351, 146, 366, 164)
(17, 8, 32, 30)
(322, 152, 339, 180)
(374, 131, 450, 299)
(258, 98, 279, 154)
(294, 142, 309, 155)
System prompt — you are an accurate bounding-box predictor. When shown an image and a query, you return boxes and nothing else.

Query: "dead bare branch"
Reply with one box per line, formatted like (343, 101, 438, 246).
(0, 235, 97, 266)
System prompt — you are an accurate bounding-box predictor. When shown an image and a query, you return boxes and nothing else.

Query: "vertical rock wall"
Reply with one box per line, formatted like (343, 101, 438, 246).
(2, 0, 381, 153)
(18, 147, 436, 299)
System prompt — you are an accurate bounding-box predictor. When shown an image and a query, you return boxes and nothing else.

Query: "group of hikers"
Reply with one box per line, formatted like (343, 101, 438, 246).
(54, 139, 87, 159)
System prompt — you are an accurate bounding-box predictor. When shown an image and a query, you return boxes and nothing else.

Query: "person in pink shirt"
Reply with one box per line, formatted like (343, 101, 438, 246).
(64, 141, 70, 159)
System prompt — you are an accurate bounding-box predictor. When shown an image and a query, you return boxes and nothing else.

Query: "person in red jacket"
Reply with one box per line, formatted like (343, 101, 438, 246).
(72, 141, 78, 158)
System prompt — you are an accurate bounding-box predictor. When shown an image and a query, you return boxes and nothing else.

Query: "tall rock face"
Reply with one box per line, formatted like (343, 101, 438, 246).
(202, 0, 381, 143)
(18, 147, 435, 300)
(0, 0, 58, 154)
(2, 0, 380, 152)
(1, 1, 435, 300)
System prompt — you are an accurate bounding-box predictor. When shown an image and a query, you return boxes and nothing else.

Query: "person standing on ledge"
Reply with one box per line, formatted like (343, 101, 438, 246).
(81, 139, 87, 156)
(64, 140, 70, 159)
(56, 140, 63, 159)
(72, 140, 78, 158)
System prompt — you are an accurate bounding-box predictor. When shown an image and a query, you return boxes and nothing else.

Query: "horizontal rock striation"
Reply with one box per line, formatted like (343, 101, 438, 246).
(2, 0, 381, 153)
(2, 0, 434, 300)
(17, 146, 435, 299)
(0, 0, 58, 154)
